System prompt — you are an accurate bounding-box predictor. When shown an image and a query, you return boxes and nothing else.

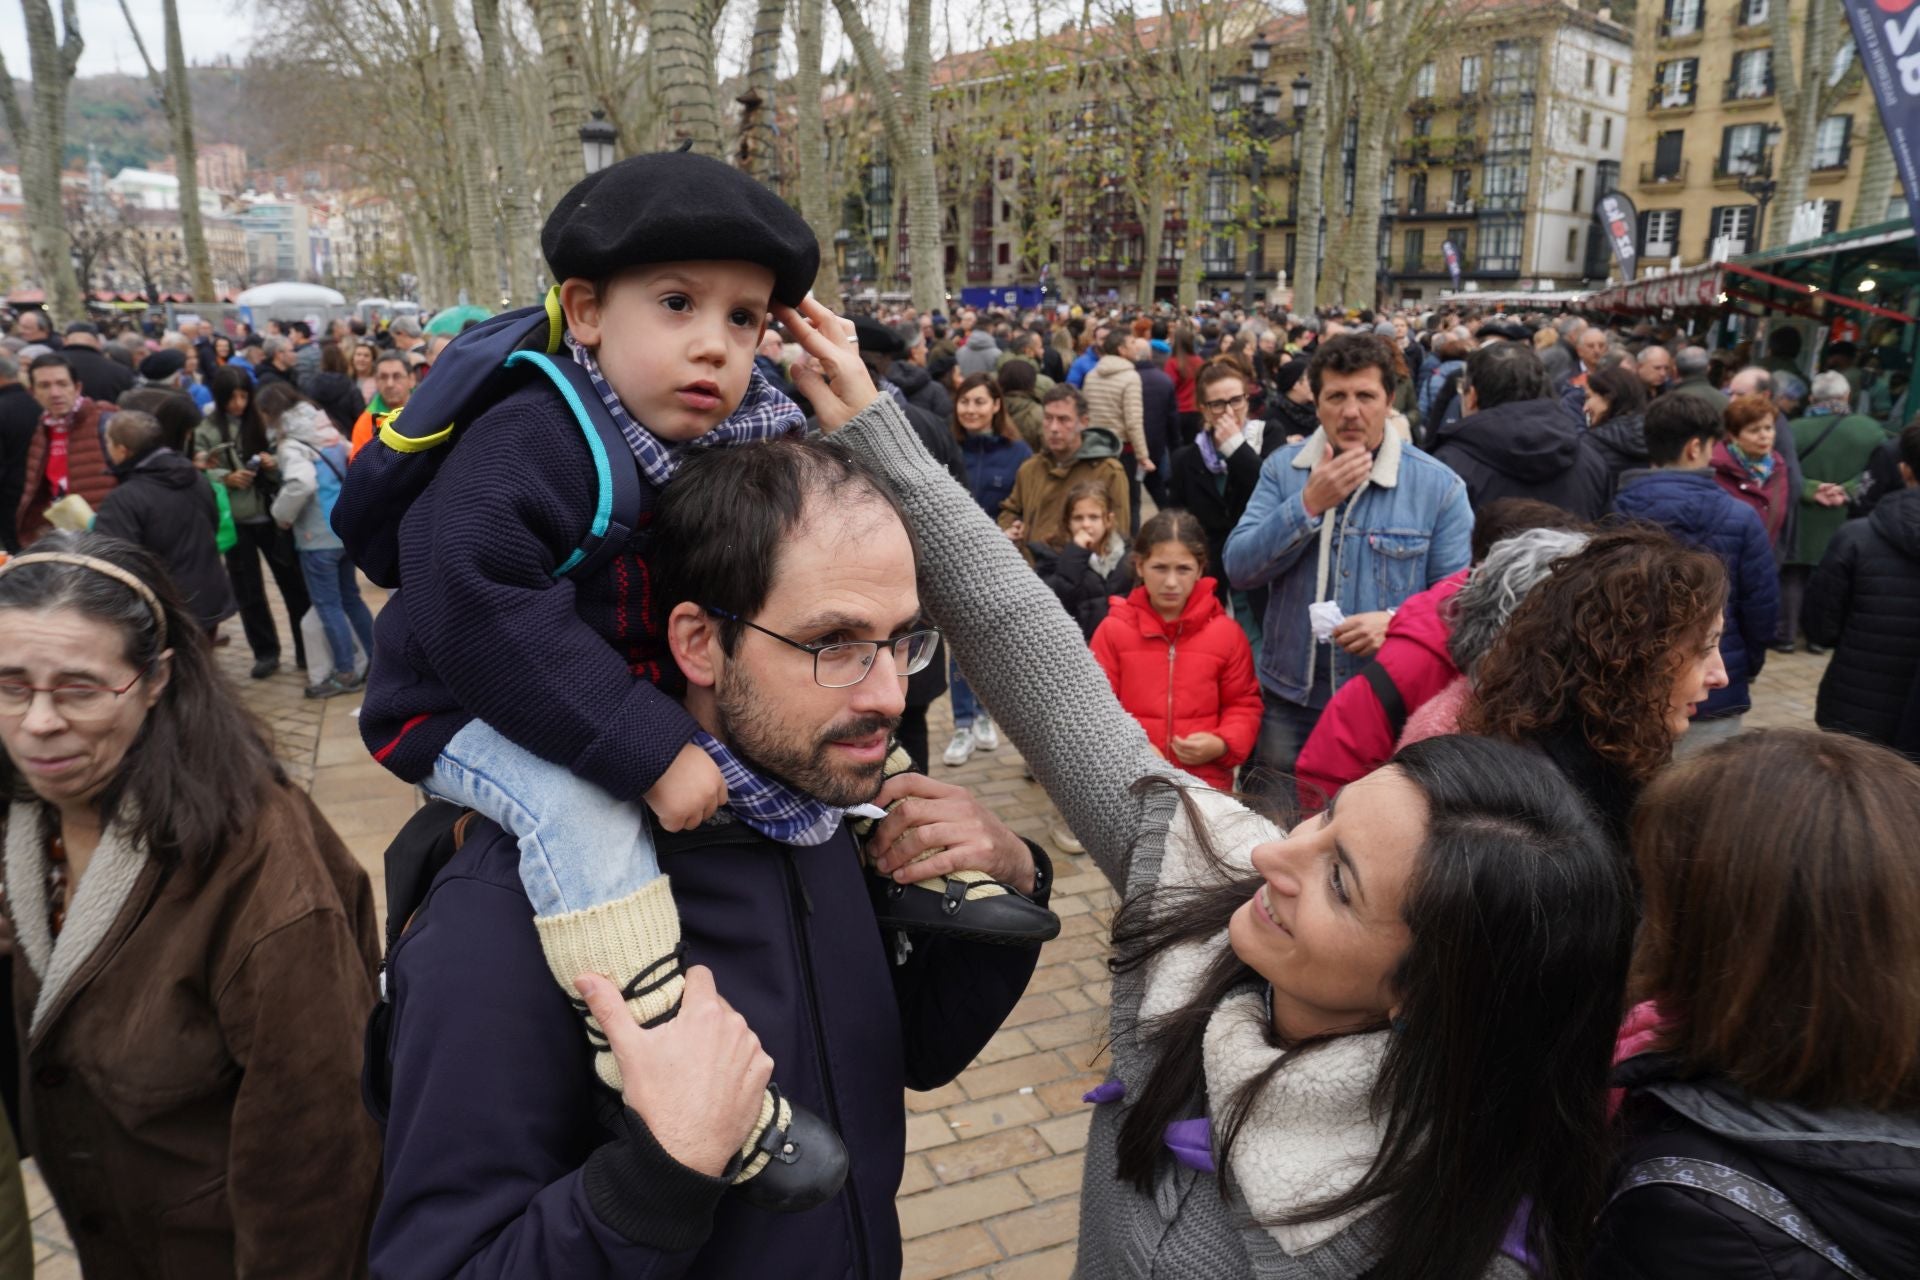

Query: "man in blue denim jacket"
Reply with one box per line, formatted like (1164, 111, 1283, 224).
(1223, 333, 1473, 785)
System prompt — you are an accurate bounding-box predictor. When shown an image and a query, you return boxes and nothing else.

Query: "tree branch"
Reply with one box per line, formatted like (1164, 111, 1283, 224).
(58, 0, 84, 78)
(0, 46, 25, 148)
(112, 0, 165, 93)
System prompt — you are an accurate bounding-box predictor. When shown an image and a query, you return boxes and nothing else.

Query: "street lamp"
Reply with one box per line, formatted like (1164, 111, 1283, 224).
(1210, 61, 1311, 306)
(1736, 124, 1783, 251)
(579, 110, 618, 176)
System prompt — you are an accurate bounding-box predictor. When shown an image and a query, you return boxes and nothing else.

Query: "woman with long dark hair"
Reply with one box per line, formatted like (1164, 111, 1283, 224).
(1165, 322, 1206, 447)
(1593, 730, 1920, 1278)
(192, 365, 309, 678)
(1583, 362, 1650, 492)
(1463, 524, 1728, 847)
(777, 297, 1638, 1280)
(0, 531, 380, 1277)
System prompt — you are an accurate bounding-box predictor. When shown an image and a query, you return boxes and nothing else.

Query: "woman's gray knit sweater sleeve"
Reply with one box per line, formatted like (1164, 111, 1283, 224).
(835, 399, 1170, 887)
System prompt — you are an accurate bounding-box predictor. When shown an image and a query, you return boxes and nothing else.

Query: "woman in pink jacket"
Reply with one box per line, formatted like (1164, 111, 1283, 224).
(1091, 509, 1262, 790)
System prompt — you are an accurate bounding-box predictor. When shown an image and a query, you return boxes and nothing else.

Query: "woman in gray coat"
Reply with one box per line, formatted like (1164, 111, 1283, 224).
(782, 297, 1636, 1280)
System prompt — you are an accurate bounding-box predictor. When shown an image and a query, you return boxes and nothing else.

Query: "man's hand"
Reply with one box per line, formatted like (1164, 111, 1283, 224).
(1302, 445, 1371, 519)
(867, 772, 1037, 895)
(1170, 732, 1227, 766)
(1332, 610, 1392, 658)
(1813, 482, 1849, 508)
(1003, 519, 1026, 545)
(223, 469, 254, 490)
(576, 966, 771, 1178)
(773, 296, 878, 431)
(1139, 457, 1157, 473)
(644, 742, 729, 832)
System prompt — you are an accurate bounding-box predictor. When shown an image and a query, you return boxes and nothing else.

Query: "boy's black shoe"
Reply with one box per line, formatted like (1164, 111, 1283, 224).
(250, 656, 281, 679)
(729, 1086, 851, 1213)
(869, 873, 1061, 945)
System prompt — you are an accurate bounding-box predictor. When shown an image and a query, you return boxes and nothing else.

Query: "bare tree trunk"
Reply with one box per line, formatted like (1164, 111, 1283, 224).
(1851, 107, 1894, 229)
(1767, 0, 1850, 249)
(792, 0, 841, 302)
(739, 0, 784, 182)
(0, 0, 85, 321)
(428, 0, 497, 302)
(115, 0, 217, 301)
(1344, 86, 1392, 310)
(473, 0, 539, 302)
(530, 0, 593, 204)
(648, 0, 723, 154)
(1291, 0, 1334, 316)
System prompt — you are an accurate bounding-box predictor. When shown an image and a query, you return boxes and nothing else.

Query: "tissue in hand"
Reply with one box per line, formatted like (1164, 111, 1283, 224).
(1308, 601, 1346, 643)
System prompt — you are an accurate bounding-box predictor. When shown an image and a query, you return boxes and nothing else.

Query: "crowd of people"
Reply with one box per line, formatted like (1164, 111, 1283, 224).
(0, 147, 1913, 1280)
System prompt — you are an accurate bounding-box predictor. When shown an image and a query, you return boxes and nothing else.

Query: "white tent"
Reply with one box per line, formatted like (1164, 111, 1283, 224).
(235, 282, 347, 308)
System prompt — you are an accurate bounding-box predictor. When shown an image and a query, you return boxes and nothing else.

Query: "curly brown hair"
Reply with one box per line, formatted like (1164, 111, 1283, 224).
(1462, 524, 1726, 781)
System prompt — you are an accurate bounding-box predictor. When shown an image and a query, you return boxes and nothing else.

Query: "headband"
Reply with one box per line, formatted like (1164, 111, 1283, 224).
(0, 552, 169, 651)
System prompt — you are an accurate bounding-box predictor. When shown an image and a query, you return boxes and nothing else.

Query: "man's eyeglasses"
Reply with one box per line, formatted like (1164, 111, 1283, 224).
(703, 607, 940, 689)
(0, 663, 151, 720)
(1202, 395, 1249, 413)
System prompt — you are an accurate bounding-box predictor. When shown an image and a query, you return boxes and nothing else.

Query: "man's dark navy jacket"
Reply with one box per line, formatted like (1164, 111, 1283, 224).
(370, 811, 1049, 1278)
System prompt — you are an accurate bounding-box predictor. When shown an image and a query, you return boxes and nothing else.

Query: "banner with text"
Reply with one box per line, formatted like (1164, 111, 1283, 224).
(1841, 0, 1920, 243)
(1441, 239, 1463, 291)
(1595, 190, 1639, 282)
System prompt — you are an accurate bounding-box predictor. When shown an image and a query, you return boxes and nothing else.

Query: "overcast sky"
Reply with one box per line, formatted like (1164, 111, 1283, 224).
(0, 0, 255, 81)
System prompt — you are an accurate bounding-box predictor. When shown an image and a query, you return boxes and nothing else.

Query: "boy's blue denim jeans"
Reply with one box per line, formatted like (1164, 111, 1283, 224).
(426, 719, 659, 918)
(298, 547, 376, 677)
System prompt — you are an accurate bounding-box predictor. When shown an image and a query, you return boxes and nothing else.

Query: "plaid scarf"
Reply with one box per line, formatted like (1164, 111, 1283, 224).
(566, 336, 803, 489)
(565, 338, 856, 846)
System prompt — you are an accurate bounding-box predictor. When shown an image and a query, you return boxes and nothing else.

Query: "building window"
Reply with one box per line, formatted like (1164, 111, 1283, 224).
(1740, 0, 1769, 25)
(1814, 115, 1852, 169)
(1480, 218, 1523, 272)
(1204, 234, 1237, 275)
(1608, 65, 1619, 94)
(1446, 226, 1470, 260)
(1664, 0, 1702, 37)
(1656, 58, 1698, 108)
(1602, 117, 1613, 148)
(1460, 54, 1483, 96)
(1205, 173, 1235, 223)
(1641, 209, 1681, 259)
(1721, 123, 1769, 176)
(997, 242, 1010, 264)
(1483, 160, 1528, 209)
(1653, 129, 1686, 180)
(1584, 55, 1596, 88)
(1414, 61, 1436, 99)
(1572, 167, 1585, 212)
(1409, 171, 1428, 212)
(1284, 233, 1297, 275)
(1413, 113, 1434, 138)
(1490, 41, 1536, 96)
(1404, 229, 1425, 271)
(1451, 169, 1473, 207)
(1729, 48, 1773, 100)
(1579, 110, 1592, 144)
(1566, 227, 1580, 261)
(1490, 101, 1533, 147)
(1710, 204, 1756, 255)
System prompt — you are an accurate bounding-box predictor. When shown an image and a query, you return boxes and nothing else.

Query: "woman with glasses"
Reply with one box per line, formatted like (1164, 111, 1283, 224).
(0, 531, 381, 1277)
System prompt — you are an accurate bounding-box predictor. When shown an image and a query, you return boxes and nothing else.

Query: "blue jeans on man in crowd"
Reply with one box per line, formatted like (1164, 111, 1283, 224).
(298, 547, 377, 677)
(426, 718, 659, 918)
(950, 655, 980, 730)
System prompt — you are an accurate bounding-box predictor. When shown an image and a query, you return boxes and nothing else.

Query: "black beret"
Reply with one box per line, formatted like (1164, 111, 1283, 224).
(65, 321, 99, 338)
(542, 150, 820, 306)
(138, 349, 186, 381)
(851, 315, 905, 357)
(1273, 358, 1310, 399)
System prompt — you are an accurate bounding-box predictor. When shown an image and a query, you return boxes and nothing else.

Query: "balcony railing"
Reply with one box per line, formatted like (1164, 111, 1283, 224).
(1445, 198, 1476, 215)
(1647, 85, 1696, 111)
(1713, 156, 1762, 184)
(1812, 145, 1852, 172)
(1638, 159, 1690, 187)
(1723, 73, 1774, 103)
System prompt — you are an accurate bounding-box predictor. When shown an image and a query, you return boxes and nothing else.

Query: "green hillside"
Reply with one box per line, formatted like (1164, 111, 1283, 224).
(0, 64, 266, 174)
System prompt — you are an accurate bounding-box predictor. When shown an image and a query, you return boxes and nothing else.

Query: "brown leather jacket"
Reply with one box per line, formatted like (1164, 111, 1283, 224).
(17, 396, 117, 547)
(4, 782, 381, 1279)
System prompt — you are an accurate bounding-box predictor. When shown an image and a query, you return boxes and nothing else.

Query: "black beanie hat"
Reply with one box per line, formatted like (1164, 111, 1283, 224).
(1273, 358, 1309, 399)
(541, 150, 820, 306)
(138, 348, 187, 381)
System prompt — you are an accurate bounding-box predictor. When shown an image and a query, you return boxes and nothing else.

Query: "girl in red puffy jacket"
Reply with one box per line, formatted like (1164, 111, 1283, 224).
(1091, 509, 1264, 791)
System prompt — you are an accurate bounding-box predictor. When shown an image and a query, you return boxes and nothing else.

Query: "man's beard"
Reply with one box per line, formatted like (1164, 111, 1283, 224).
(714, 661, 899, 807)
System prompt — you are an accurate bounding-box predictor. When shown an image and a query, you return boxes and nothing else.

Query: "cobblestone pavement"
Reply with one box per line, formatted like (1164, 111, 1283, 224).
(23, 581, 1834, 1276)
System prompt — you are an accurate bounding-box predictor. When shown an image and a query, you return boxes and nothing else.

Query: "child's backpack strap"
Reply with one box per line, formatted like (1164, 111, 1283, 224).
(500, 349, 644, 581)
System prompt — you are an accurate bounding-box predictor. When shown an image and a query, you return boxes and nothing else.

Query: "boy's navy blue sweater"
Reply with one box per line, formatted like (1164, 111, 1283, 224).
(355, 380, 698, 799)
(370, 812, 1049, 1278)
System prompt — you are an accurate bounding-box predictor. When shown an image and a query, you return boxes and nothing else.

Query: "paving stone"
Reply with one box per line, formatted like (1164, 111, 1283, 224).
(902, 1224, 1005, 1280)
(896, 1173, 1031, 1239)
(986, 1243, 1078, 1280)
(923, 1127, 1054, 1184)
(940, 1091, 1050, 1139)
(988, 1194, 1082, 1255)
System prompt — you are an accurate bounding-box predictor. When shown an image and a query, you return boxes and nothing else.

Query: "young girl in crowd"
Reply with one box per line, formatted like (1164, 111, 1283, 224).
(256, 381, 372, 699)
(1464, 524, 1729, 848)
(1035, 482, 1134, 640)
(944, 373, 1031, 766)
(1593, 730, 1920, 1278)
(1090, 508, 1261, 792)
(1713, 391, 1792, 559)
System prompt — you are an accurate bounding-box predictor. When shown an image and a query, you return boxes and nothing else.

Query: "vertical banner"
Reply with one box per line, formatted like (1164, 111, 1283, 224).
(1841, 0, 1920, 241)
(1441, 239, 1463, 290)
(1595, 190, 1639, 281)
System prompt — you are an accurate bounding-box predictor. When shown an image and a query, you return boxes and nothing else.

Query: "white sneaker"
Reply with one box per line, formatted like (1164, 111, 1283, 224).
(972, 713, 1000, 752)
(1048, 819, 1085, 855)
(943, 726, 976, 767)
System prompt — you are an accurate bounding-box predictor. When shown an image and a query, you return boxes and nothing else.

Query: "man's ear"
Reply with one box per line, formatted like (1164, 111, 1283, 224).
(666, 601, 721, 689)
(557, 278, 605, 348)
(1901, 460, 1916, 489)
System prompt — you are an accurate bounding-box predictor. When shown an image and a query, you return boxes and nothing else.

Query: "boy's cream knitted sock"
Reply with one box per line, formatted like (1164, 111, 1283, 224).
(853, 747, 1010, 903)
(536, 876, 791, 1184)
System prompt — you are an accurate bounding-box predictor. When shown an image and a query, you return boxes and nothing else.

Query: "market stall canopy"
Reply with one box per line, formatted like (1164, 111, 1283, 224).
(1435, 289, 1589, 310)
(234, 282, 348, 308)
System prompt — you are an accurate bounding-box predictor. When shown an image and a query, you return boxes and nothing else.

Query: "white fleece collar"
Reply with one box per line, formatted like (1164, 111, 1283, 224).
(5, 801, 152, 1040)
(1139, 787, 1390, 1257)
(1289, 426, 1404, 488)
